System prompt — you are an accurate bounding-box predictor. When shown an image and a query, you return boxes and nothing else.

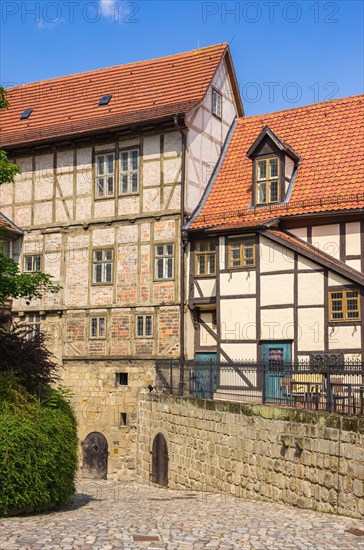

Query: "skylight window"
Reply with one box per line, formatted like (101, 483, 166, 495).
(20, 109, 33, 120)
(98, 95, 112, 106)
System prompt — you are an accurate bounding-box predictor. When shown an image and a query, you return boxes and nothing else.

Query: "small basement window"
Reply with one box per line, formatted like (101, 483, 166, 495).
(116, 372, 128, 386)
(98, 95, 112, 106)
(20, 109, 33, 120)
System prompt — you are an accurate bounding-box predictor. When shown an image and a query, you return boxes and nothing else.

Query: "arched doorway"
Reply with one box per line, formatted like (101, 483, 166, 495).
(151, 433, 168, 486)
(82, 432, 108, 479)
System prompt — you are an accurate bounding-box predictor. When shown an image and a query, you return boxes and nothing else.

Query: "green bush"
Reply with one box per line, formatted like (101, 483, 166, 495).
(0, 385, 77, 516)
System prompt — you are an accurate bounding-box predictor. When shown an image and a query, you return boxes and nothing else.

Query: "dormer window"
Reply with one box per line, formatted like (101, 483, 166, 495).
(247, 126, 300, 208)
(256, 157, 280, 204)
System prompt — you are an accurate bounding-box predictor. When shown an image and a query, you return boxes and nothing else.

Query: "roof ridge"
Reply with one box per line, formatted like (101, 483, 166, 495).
(5, 44, 228, 91)
(240, 94, 364, 121)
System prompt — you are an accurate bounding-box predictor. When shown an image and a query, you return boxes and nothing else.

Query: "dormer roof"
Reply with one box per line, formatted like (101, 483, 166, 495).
(246, 125, 300, 163)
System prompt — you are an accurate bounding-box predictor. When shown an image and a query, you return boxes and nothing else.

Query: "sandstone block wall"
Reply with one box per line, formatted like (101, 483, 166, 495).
(137, 394, 364, 518)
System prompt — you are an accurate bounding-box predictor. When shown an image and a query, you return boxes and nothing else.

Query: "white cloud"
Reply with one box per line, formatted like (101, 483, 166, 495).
(99, 0, 118, 19)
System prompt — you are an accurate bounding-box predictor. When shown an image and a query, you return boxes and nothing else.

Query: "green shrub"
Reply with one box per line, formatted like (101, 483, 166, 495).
(0, 387, 77, 516)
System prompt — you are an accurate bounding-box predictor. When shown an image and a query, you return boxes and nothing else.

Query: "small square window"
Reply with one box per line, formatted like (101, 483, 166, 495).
(116, 372, 128, 386)
(212, 89, 222, 118)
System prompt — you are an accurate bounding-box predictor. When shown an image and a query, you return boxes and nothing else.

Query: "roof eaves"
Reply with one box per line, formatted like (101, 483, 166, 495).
(0, 212, 23, 236)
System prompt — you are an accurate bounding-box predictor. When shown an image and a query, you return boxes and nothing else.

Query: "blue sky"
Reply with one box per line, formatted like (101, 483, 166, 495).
(1, 0, 363, 116)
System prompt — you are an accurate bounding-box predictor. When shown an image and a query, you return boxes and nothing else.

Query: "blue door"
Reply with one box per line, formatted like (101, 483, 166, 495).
(193, 353, 217, 399)
(262, 342, 291, 403)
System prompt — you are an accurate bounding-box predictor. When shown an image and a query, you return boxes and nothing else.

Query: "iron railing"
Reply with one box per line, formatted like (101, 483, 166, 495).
(155, 359, 364, 416)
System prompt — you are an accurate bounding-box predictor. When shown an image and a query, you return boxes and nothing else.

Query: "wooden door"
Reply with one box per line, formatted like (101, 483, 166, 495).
(151, 433, 168, 487)
(262, 342, 291, 403)
(82, 432, 108, 479)
(193, 352, 217, 398)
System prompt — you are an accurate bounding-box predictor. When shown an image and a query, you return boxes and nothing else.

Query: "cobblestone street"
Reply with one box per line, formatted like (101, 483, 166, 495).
(0, 481, 363, 549)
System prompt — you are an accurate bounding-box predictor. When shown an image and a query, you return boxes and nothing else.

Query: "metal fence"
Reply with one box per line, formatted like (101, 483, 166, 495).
(155, 359, 364, 416)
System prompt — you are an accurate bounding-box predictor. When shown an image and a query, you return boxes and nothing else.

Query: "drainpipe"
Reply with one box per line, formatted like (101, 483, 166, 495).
(173, 115, 187, 395)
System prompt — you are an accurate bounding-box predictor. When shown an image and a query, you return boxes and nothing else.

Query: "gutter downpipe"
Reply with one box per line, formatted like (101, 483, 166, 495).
(173, 115, 187, 395)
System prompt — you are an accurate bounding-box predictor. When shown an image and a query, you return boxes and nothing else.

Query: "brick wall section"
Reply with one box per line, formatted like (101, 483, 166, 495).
(137, 394, 364, 519)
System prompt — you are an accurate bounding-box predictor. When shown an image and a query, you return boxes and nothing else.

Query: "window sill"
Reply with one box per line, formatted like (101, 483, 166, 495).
(94, 195, 115, 201)
(91, 282, 113, 286)
(328, 320, 361, 325)
(118, 191, 140, 197)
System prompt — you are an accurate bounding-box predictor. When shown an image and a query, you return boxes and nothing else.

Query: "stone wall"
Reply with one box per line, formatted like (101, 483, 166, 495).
(136, 394, 364, 518)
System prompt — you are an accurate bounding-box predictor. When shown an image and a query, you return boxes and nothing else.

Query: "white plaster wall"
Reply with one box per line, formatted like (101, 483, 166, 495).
(346, 259, 361, 272)
(312, 224, 340, 260)
(297, 255, 319, 271)
(200, 312, 217, 346)
(220, 343, 257, 361)
(260, 273, 294, 306)
(328, 271, 351, 287)
(197, 279, 216, 297)
(261, 309, 294, 341)
(345, 222, 361, 256)
(220, 298, 256, 341)
(328, 325, 361, 350)
(220, 271, 256, 296)
(259, 236, 295, 273)
(297, 272, 324, 305)
(297, 308, 325, 351)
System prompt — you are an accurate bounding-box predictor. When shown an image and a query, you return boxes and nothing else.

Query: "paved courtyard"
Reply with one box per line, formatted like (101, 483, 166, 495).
(0, 480, 363, 549)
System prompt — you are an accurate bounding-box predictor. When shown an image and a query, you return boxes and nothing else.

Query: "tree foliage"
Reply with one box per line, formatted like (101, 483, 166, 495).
(0, 323, 60, 395)
(0, 251, 61, 303)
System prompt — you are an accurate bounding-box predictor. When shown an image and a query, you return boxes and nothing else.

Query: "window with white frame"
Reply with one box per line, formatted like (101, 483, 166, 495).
(96, 153, 114, 197)
(136, 315, 153, 337)
(24, 255, 41, 272)
(93, 249, 113, 284)
(155, 244, 174, 279)
(90, 317, 106, 338)
(212, 89, 222, 118)
(120, 149, 139, 194)
(24, 313, 41, 338)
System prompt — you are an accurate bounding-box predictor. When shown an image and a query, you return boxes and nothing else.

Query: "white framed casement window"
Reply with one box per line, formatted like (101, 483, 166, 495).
(256, 157, 280, 204)
(90, 317, 106, 338)
(120, 149, 139, 194)
(136, 315, 153, 337)
(24, 312, 41, 339)
(96, 153, 114, 197)
(195, 241, 216, 276)
(155, 244, 174, 279)
(212, 89, 222, 118)
(24, 255, 41, 272)
(92, 249, 113, 284)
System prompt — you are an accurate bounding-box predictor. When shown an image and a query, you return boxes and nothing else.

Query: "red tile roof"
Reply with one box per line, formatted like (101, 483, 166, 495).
(191, 95, 364, 229)
(1, 44, 233, 148)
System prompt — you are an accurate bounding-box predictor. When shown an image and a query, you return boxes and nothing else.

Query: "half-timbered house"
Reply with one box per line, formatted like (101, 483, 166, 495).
(0, 44, 243, 478)
(186, 95, 364, 400)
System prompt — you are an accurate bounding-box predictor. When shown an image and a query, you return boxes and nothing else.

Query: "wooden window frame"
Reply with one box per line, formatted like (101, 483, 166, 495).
(195, 241, 216, 277)
(24, 312, 41, 339)
(255, 157, 280, 205)
(24, 254, 42, 272)
(212, 88, 222, 119)
(90, 317, 106, 339)
(136, 314, 153, 338)
(95, 152, 115, 199)
(328, 289, 361, 322)
(119, 148, 140, 195)
(154, 243, 174, 280)
(116, 372, 128, 386)
(92, 248, 114, 285)
(228, 238, 256, 269)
